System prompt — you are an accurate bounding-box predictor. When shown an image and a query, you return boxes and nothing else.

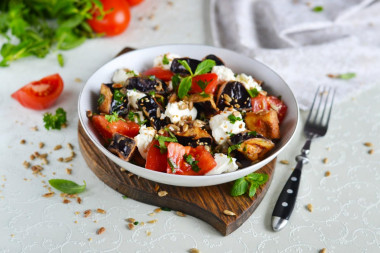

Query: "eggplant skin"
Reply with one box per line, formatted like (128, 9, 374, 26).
(108, 133, 137, 162)
(188, 93, 219, 116)
(126, 76, 167, 93)
(137, 95, 168, 130)
(204, 54, 224, 66)
(170, 57, 201, 75)
(229, 131, 264, 145)
(175, 127, 212, 147)
(98, 83, 129, 117)
(216, 81, 252, 111)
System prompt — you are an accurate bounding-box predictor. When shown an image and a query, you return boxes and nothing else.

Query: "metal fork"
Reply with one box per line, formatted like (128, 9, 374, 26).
(271, 86, 335, 232)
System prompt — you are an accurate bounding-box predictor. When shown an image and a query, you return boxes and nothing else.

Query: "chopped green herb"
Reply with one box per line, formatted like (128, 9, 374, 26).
(97, 94, 105, 106)
(49, 179, 86, 194)
(43, 108, 67, 130)
(200, 91, 210, 98)
(230, 173, 268, 198)
(148, 90, 156, 96)
(126, 70, 137, 76)
(155, 132, 178, 154)
(227, 114, 242, 124)
(196, 80, 210, 91)
(122, 195, 128, 199)
(105, 112, 126, 123)
(133, 221, 139, 225)
(247, 88, 259, 98)
(57, 53, 64, 67)
(338, 72, 356, 80)
(148, 75, 156, 81)
(248, 131, 257, 136)
(167, 158, 177, 173)
(312, 6, 324, 12)
(162, 54, 169, 65)
(113, 89, 126, 106)
(183, 154, 201, 172)
(227, 143, 241, 158)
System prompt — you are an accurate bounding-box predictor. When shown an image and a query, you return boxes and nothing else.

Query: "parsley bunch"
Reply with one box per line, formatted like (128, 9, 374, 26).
(173, 59, 216, 99)
(43, 107, 67, 130)
(231, 173, 269, 198)
(0, 0, 104, 67)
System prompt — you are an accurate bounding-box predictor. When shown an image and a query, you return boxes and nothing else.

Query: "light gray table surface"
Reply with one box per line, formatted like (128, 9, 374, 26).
(1, 1, 379, 252)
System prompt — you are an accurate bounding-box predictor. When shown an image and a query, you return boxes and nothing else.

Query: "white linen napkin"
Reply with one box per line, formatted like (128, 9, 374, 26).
(210, 0, 380, 109)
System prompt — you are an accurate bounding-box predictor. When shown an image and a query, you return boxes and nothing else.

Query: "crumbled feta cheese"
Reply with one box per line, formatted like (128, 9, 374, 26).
(153, 53, 181, 70)
(112, 69, 138, 84)
(164, 101, 197, 124)
(209, 109, 246, 145)
(134, 126, 156, 159)
(206, 153, 238, 175)
(235, 73, 262, 92)
(126, 89, 146, 110)
(211, 65, 235, 84)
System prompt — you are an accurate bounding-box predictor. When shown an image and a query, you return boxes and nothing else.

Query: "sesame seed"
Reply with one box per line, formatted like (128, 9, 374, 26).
(364, 142, 373, 147)
(20, 139, 26, 144)
(96, 208, 106, 214)
(306, 203, 313, 212)
(54, 145, 62, 151)
(147, 219, 157, 224)
(322, 158, 328, 164)
(368, 149, 374, 155)
(97, 227, 106, 235)
(280, 160, 289, 165)
(325, 171, 331, 177)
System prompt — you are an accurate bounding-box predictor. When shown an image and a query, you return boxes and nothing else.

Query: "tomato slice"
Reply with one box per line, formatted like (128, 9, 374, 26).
(142, 67, 174, 82)
(145, 140, 167, 172)
(251, 94, 269, 113)
(126, 0, 144, 6)
(91, 115, 139, 141)
(190, 73, 218, 94)
(166, 143, 216, 175)
(267, 96, 287, 122)
(88, 0, 131, 36)
(11, 73, 64, 110)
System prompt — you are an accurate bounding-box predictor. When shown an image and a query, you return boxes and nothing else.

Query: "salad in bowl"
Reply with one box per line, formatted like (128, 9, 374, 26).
(78, 45, 298, 186)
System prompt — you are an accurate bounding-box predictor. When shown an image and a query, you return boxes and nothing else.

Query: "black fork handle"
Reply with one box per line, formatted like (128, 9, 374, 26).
(271, 139, 311, 232)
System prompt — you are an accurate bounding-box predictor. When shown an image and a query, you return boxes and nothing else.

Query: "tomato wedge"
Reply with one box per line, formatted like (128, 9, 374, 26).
(251, 94, 269, 113)
(267, 96, 287, 122)
(142, 67, 174, 82)
(190, 73, 218, 94)
(166, 143, 216, 175)
(91, 115, 139, 141)
(11, 73, 64, 110)
(145, 140, 167, 172)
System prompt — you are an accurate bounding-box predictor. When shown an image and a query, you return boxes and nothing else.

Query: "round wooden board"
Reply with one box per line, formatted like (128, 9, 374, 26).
(78, 122, 276, 236)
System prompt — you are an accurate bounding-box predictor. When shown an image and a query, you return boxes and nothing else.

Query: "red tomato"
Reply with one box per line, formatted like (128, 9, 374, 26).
(142, 67, 174, 82)
(126, 0, 144, 6)
(145, 140, 168, 172)
(166, 143, 216, 175)
(91, 115, 139, 141)
(88, 0, 131, 36)
(251, 94, 269, 113)
(267, 96, 287, 122)
(190, 73, 218, 94)
(11, 73, 64, 110)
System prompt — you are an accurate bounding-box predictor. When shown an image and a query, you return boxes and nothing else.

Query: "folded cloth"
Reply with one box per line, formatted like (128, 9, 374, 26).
(210, 0, 380, 109)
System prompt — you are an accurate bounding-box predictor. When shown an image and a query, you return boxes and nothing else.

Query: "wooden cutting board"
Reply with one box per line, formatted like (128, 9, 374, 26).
(78, 122, 276, 235)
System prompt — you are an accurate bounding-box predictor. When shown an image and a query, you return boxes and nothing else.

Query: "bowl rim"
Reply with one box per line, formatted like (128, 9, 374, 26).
(78, 43, 299, 187)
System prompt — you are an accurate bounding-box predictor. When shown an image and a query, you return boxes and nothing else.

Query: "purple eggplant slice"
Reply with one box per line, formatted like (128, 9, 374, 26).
(138, 95, 168, 130)
(175, 127, 212, 147)
(108, 133, 137, 161)
(126, 76, 168, 94)
(188, 93, 219, 116)
(216, 81, 252, 111)
(170, 57, 201, 75)
(204, 54, 224, 66)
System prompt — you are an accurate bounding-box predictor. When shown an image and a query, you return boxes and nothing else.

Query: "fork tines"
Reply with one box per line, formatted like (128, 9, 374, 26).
(306, 86, 336, 129)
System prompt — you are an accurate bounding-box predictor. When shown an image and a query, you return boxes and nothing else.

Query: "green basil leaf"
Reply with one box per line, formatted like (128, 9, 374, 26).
(177, 76, 192, 99)
(105, 112, 125, 123)
(49, 179, 86, 194)
(312, 6, 324, 12)
(231, 177, 249, 197)
(171, 74, 181, 91)
(247, 88, 259, 98)
(177, 60, 193, 76)
(162, 54, 169, 65)
(194, 59, 216, 76)
(248, 183, 257, 198)
(245, 173, 269, 185)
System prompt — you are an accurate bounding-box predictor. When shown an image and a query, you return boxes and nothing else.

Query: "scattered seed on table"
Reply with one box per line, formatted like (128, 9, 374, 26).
(77, 197, 82, 204)
(280, 160, 289, 165)
(368, 149, 374, 155)
(97, 227, 105, 235)
(319, 248, 327, 253)
(223, 210, 236, 216)
(126, 218, 135, 223)
(54, 145, 62, 151)
(364, 142, 373, 147)
(325, 171, 331, 177)
(306, 203, 313, 212)
(96, 208, 106, 214)
(63, 199, 71, 204)
(128, 223, 135, 230)
(42, 192, 55, 198)
(154, 208, 161, 213)
(189, 248, 200, 253)
(20, 139, 26, 144)
(322, 158, 328, 164)
(39, 142, 44, 149)
(84, 210, 91, 218)
(146, 230, 151, 236)
(66, 168, 72, 175)
(158, 191, 168, 197)
(147, 219, 157, 224)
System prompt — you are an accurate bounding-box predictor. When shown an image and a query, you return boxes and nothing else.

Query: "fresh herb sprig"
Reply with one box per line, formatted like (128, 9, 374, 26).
(154, 129, 178, 154)
(183, 154, 201, 172)
(0, 0, 105, 67)
(230, 173, 269, 198)
(327, 72, 356, 80)
(177, 59, 216, 99)
(43, 108, 67, 130)
(247, 87, 259, 98)
(227, 114, 242, 124)
(105, 111, 125, 123)
(49, 179, 86, 194)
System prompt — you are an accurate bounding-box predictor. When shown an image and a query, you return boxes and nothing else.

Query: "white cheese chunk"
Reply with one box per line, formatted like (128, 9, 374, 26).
(153, 53, 181, 70)
(126, 89, 146, 110)
(235, 73, 262, 92)
(134, 125, 156, 159)
(112, 69, 139, 84)
(209, 109, 246, 145)
(206, 153, 239, 175)
(164, 101, 197, 124)
(211, 65, 236, 84)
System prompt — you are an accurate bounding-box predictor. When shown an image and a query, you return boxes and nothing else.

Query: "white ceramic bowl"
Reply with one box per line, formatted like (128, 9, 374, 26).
(78, 44, 299, 187)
